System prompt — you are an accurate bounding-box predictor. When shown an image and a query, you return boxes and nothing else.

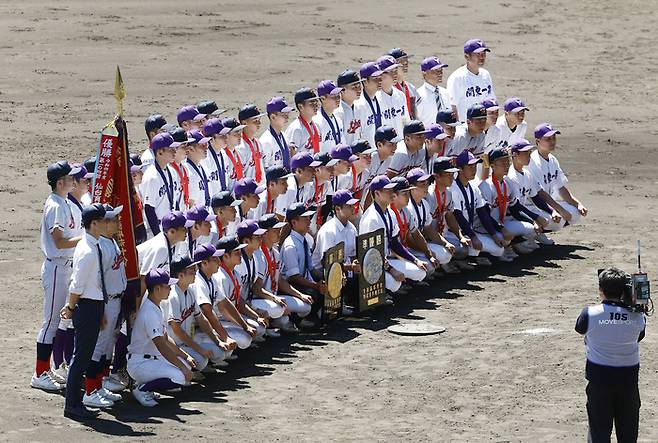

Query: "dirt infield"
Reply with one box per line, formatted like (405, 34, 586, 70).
(1, 0, 657, 440)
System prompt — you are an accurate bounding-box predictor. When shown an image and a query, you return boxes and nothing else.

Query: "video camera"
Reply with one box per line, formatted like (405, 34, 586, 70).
(598, 241, 652, 314)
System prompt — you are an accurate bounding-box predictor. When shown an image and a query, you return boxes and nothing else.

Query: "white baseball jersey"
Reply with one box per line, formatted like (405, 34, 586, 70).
(141, 162, 179, 237)
(426, 186, 455, 233)
(446, 65, 496, 122)
(387, 140, 426, 176)
(69, 233, 105, 301)
(390, 205, 418, 246)
(40, 193, 78, 260)
(164, 284, 201, 346)
(220, 147, 244, 192)
(99, 236, 127, 296)
(140, 148, 154, 167)
(313, 108, 343, 154)
(407, 197, 433, 232)
(359, 203, 400, 257)
(184, 160, 210, 210)
(274, 175, 313, 218)
(527, 150, 568, 199)
(311, 216, 358, 270)
(202, 142, 228, 197)
(376, 88, 409, 136)
(237, 135, 266, 186)
(450, 179, 485, 227)
(448, 124, 486, 157)
(483, 125, 503, 153)
(495, 115, 527, 149)
(416, 82, 452, 128)
(353, 92, 381, 149)
(216, 265, 240, 306)
(335, 100, 364, 146)
(235, 250, 258, 303)
(128, 297, 166, 356)
(251, 189, 278, 221)
(192, 270, 226, 318)
(80, 192, 92, 207)
(259, 127, 289, 169)
(137, 232, 183, 275)
(254, 245, 282, 294)
(507, 165, 542, 206)
(478, 176, 518, 224)
(285, 117, 319, 153)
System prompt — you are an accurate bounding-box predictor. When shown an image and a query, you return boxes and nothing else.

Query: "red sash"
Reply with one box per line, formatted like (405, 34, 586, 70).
(391, 205, 409, 245)
(242, 133, 263, 183)
(300, 117, 320, 153)
(170, 162, 189, 208)
(432, 187, 447, 233)
(492, 176, 508, 223)
(395, 82, 412, 118)
(260, 245, 277, 293)
(219, 263, 240, 305)
(224, 148, 244, 180)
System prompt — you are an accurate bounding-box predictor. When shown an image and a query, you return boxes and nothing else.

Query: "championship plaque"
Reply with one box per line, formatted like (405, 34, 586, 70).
(322, 242, 344, 322)
(357, 228, 386, 312)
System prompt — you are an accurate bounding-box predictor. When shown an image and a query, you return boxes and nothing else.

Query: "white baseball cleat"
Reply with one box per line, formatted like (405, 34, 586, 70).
(51, 364, 68, 384)
(265, 328, 281, 338)
(536, 233, 555, 245)
(99, 387, 123, 402)
(132, 387, 158, 407)
(103, 375, 127, 393)
(31, 372, 64, 392)
(83, 390, 114, 409)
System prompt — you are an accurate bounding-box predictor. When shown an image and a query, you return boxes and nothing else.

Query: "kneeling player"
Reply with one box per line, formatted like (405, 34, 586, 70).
(128, 269, 195, 407)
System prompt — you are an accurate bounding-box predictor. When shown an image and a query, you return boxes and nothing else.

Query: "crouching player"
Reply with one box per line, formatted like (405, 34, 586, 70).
(128, 269, 195, 407)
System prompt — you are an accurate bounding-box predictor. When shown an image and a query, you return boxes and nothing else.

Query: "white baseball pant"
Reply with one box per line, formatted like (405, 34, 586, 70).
(503, 218, 537, 239)
(127, 355, 190, 386)
(385, 258, 427, 292)
(250, 299, 285, 319)
(92, 297, 121, 361)
(443, 231, 469, 259)
(37, 259, 72, 344)
(471, 232, 505, 257)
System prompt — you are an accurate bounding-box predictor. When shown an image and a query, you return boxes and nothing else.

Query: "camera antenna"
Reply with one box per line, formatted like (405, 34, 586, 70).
(637, 240, 642, 273)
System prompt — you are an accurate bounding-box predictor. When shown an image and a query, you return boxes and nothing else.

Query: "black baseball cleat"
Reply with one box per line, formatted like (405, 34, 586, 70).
(64, 405, 100, 421)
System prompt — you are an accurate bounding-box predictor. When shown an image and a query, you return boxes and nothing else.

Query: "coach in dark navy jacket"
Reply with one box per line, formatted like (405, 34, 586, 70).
(575, 267, 646, 443)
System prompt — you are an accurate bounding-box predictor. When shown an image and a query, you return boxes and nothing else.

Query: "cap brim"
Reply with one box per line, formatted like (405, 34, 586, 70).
(204, 214, 217, 221)
(198, 137, 212, 144)
(347, 154, 359, 162)
(366, 70, 384, 78)
(382, 64, 399, 72)
(68, 166, 82, 176)
(484, 106, 500, 112)
(429, 63, 449, 70)
(83, 172, 94, 179)
(513, 145, 535, 153)
(280, 106, 294, 113)
(471, 48, 490, 53)
(104, 205, 124, 219)
(130, 165, 141, 173)
(187, 260, 202, 268)
(414, 174, 432, 182)
(309, 160, 323, 168)
(234, 243, 248, 251)
(468, 158, 483, 165)
(230, 125, 247, 133)
(383, 183, 397, 189)
(166, 277, 179, 285)
(330, 87, 344, 95)
(509, 106, 529, 113)
(338, 78, 366, 87)
(541, 130, 560, 138)
(254, 185, 266, 194)
(212, 250, 225, 257)
(170, 142, 183, 148)
(184, 220, 195, 228)
(438, 167, 460, 173)
(359, 148, 377, 155)
(429, 133, 449, 140)
(193, 114, 207, 122)
(253, 228, 267, 236)
(326, 159, 340, 167)
(300, 209, 317, 217)
(406, 130, 431, 136)
(344, 198, 359, 205)
(211, 109, 227, 116)
(230, 199, 243, 207)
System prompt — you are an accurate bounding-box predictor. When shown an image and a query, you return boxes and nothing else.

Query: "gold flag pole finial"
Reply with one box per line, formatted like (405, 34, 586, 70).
(114, 65, 126, 117)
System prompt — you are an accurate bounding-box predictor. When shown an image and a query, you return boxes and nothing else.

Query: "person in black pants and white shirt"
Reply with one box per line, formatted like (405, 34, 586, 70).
(575, 267, 646, 443)
(60, 203, 121, 420)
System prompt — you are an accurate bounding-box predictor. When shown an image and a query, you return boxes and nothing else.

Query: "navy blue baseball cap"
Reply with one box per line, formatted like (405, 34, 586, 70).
(464, 38, 490, 54)
(403, 120, 429, 136)
(336, 69, 363, 87)
(169, 126, 195, 144)
(374, 126, 401, 144)
(286, 202, 316, 222)
(369, 175, 397, 192)
(101, 203, 123, 219)
(258, 213, 287, 230)
(294, 87, 321, 105)
(534, 123, 561, 139)
(84, 156, 97, 174)
(359, 62, 383, 79)
(436, 110, 459, 126)
(215, 235, 247, 254)
(145, 269, 178, 287)
(391, 176, 415, 192)
(466, 103, 488, 120)
(332, 190, 359, 206)
(221, 117, 246, 133)
(236, 219, 267, 239)
(266, 165, 292, 183)
(388, 47, 410, 60)
(194, 243, 224, 262)
(145, 114, 167, 133)
(351, 139, 376, 155)
(433, 156, 460, 174)
(488, 148, 510, 163)
(211, 191, 243, 209)
(81, 203, 106, 225)
(196, 100, 227, 117)
(170, 256, 201, 277)
(162, 211, 194, 230)
(234, 178, 265, 198)
(47, 160, 81, 183)
(331, 144, 358, 163)
(186, 206, 216, 223)
(238, 103, 266, 122)
(313, 152, 338, 167)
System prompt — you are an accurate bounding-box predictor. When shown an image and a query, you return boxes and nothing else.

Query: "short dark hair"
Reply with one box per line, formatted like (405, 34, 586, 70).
(598, 267, 628, 299)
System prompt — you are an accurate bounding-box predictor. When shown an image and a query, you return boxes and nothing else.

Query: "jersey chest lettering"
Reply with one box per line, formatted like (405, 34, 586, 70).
(465, 84, 492, 98)
(180, 303, 196, 322)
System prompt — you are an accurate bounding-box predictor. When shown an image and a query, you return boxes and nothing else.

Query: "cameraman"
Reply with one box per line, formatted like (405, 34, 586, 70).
(575, 267, 646, 443)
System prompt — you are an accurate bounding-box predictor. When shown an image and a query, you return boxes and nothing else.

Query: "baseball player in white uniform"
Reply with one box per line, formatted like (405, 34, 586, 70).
(448, 103, 487, 157)
(140, 114, 168, 167)
(335, 69, 365, 146)
(446, 39, 496, 122)
(376, 55, 410, 136)
(389, 48, 418, 120)
(354, 62, 384, 149)
(201, 118, 231, 197)
(260, 96, 294, 170)
(210, 191, 243, 244)
(314, 80, 344, 154)
(496, 97, 529, 148)
(273, 152, 318, 220)
(386, 120, 429, 178)
(527, 123, 588, 228)
(184, 129, 213, 210)
(416, 56, 451, 129)
(252, 166, 291, 221)
(481, 98, 503, 154)
(237, 104, 267, 186)
(220, 117, 248, 192)
(128, 269, 195, 407)
(285, 87, 322, 154)
(33, 161, 82, 392)
(421, 124, 450, 173)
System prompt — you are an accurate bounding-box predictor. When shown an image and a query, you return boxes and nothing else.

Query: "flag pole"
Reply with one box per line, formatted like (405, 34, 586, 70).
(114, 65, 126, 118)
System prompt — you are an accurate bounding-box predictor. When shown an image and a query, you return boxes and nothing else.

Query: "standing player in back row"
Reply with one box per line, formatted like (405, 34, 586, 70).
(415, 56, 451, 129)
(446, 38, 496, 122)
(388, 48, 418, 120)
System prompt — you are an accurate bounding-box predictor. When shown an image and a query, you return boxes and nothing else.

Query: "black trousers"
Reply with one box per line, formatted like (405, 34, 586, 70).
(65, 299, 104, 409)
(586, 381, 640, 443)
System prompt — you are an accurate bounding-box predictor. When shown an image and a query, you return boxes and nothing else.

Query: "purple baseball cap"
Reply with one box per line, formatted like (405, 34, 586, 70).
(369, 175, 397, 192)
(376, 55, 399, 73)
(420, 56, 448, 72)
(406, 167, 432, 184)
(203, 118, 230, 137)
(193, 243, 224, 262)
(455, 150, 483, 167)
(332, 189, 359, 206)
(510, 139, 535, 154)
(330, 144, 358, 163)
(236, 219, 267, 238)
(290, 152, 320, 170)
(234, 178, 265, 197)
(162, 211, 195, 230)
(425, 124, 448, 140)
(464, 38, 490, 54)
(186, 206, 216, 223)
(187, 129, 212, 145)
(145, 269, 178, 287)
(266, 96, 294, 114)
(481, 98, 500, 112)
(177, 105, 200, 125)
(504, 97, 529, 113)
(359, 62, 383, 79)
(534, 123, 561, 139)
(150, 132, 181, 151)
(317, 80, 343, 97)
(71, 163, 94, 180)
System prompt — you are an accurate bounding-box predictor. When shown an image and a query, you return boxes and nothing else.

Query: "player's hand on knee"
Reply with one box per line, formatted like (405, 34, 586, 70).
(274, 296, 287, 308)
(578, 204, 588, 216)
(246, 325, 258, 337)
(551, 211, 562, 223)
(225, 338, 238, 350)
(182, 367, 193, 383)
(471, 236, 483, 251)
(535, 216, 549, 229)
(445, 243, 456, 255)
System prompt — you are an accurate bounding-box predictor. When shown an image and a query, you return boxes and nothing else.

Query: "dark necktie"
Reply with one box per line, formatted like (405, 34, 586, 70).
(302, 236, 310, 277)
(96, 244, 108, 303)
